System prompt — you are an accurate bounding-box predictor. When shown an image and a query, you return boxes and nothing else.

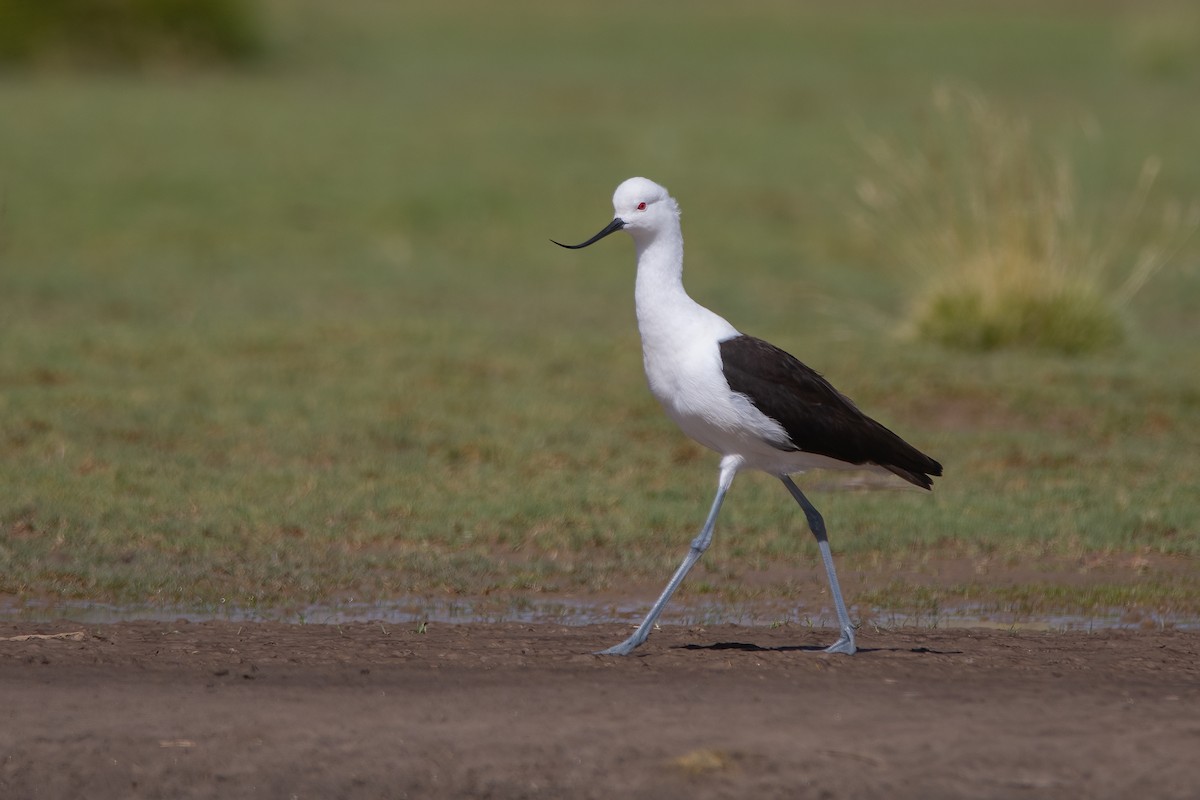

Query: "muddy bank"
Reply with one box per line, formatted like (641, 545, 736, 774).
(2, 621, 1197, 799)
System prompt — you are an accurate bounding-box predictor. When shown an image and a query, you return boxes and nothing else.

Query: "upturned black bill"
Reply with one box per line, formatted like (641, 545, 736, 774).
(551, 217, 625, 249)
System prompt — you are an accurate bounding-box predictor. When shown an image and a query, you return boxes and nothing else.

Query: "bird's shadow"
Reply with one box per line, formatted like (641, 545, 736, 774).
(680, 641, 962, 655)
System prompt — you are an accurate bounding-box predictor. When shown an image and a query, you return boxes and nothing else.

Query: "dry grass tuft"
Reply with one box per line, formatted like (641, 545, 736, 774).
(854, 86, 1197, 354)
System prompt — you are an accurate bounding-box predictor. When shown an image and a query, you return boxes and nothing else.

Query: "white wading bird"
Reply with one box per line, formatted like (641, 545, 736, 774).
(553, 177, 942, 656)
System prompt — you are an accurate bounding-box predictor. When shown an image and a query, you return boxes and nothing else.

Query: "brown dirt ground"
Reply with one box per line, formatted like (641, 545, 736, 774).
(2, 620, 1198, 799)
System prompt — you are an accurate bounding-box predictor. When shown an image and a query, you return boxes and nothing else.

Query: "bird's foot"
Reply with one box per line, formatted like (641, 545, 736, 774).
(823, 627, 856, 655)
(594, 635, 645, 656)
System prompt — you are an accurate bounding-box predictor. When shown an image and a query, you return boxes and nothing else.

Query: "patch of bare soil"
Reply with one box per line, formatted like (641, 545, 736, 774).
(2, 620, 1197, 799)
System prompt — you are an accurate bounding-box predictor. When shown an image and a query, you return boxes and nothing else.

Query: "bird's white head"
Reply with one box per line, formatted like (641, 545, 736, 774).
(552, 177, 679, 251)
(612, 177, 679, 237)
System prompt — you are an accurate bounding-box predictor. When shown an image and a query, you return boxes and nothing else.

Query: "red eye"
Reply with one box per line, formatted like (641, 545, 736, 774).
(637, 202, 647, 211)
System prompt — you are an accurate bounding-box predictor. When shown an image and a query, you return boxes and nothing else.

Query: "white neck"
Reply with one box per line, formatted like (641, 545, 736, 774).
(633, 225, 688, 316)
(632, 221, 738, 349)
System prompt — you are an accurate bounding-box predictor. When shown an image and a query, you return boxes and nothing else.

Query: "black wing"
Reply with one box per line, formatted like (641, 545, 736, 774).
(719, 334, 942, 489)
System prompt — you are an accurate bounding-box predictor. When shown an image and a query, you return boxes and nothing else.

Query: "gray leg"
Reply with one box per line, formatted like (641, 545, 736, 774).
(781, 476, 856, 655)
(596, 455, 743, 656)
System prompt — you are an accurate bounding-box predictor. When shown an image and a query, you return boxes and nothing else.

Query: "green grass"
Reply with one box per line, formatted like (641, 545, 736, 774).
(1, 1, 1198, 617)
(0, 0, 263, 69)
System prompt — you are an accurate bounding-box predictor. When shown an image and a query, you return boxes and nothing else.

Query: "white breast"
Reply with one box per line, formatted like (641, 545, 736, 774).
(639, 303, 791, 460)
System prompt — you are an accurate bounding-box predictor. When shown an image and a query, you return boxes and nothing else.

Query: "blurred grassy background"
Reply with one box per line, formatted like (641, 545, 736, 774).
(1, 0, 1198, 619)
(0, 0, 262, 68)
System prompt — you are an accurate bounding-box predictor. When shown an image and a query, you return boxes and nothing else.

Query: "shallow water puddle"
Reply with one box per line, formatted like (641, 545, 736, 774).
(1, 597, 1194, 632)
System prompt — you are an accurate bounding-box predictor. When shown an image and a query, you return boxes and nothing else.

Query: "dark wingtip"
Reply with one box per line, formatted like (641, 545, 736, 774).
(884, 457, 942, 490)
